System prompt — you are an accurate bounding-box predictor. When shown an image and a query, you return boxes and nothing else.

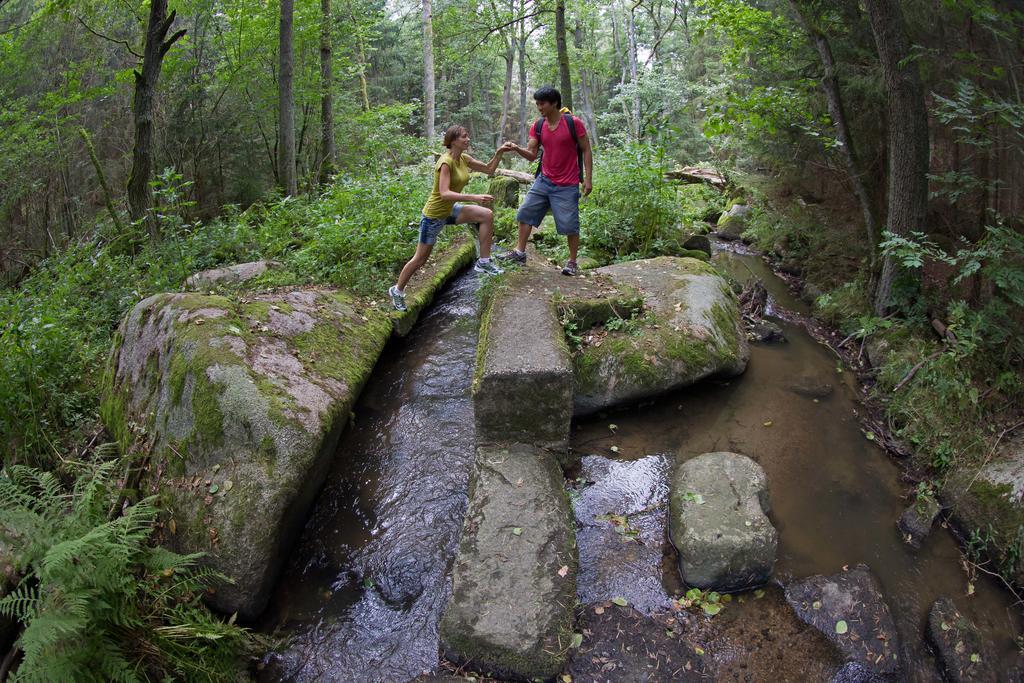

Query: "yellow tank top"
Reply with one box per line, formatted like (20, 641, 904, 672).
(422, 152, 470, 218)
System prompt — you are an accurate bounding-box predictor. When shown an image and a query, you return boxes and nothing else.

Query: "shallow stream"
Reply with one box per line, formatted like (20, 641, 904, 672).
(261, 248, 1021, 681)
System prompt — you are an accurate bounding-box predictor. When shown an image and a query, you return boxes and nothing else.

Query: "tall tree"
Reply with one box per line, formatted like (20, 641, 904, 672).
(518, 3, 529, 144)
(422, 0, 435, 142)
(279, 0, 298, 196)
(555, 0, 572, 109)
(319, 0, 336, 182)
(126, 0, 186, 240)
(789, 0, 879, 269)
(862, 0, 929, 314)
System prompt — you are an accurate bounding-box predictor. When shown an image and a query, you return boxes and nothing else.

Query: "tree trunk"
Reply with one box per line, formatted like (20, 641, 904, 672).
(345, 0, 371, 112)
(790, 0, 879, 269)
(518, 8, 528, 144)
(626, 3, 640, 139)
(319, 0, 336, 183)
(498, 47, 514, 146)
(279, 0, 297, 196)
(127, 0, 186, 242)
(555, 0, 572, 110)
(574, 19, 597, 146)
(863, 0, 929, 314)
(422, 0, 435, 142)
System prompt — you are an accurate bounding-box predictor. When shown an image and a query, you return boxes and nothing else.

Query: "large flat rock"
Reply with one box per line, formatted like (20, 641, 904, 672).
(473, 250, 635, 450)
(102, 288, 391, 619)
(573, 257, 749, 415)
(440, 443, 576, 680)
(669, 452, 777, 592)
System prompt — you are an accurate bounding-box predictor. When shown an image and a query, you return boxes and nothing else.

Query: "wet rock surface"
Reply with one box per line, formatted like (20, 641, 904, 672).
(785, 375, 835, 399)
(926, 597, 997, 683)
(573, 455, 673, 615)
(670, 452, 777, 592)
(260, 274, 481, 682)
(749, 319, 785, 343)
(897, 496, 941, 549)
(440, 443, 576, 680)
(784, 565, 901, 678)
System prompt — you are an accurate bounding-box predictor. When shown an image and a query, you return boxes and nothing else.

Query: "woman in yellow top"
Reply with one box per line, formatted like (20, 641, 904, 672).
(389, 125, 508, 311)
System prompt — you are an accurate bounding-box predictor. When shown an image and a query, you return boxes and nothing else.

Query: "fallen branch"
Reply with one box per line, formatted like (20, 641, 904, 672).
(494, 168, 534, 184)
(892, 350, 943, 393)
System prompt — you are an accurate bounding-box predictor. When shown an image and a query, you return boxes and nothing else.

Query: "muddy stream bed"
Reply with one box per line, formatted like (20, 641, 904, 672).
(259, 248, 1022, 681)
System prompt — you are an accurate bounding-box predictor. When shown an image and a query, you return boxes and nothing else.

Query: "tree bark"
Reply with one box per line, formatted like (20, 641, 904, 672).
(518, 5, 528, 144)
(498, 48, 514, 146)
(863, 0, 929, 314)
(279, 0, 297, 196)
(555, 0, 572, 110)
(319, 0, 336, 183)
(422, 0, 435, 142)
(574, 18, 597, 146)
(790, 0, 879, 269)
(127, 0, 186, 242)
(626, 2, 640, 139)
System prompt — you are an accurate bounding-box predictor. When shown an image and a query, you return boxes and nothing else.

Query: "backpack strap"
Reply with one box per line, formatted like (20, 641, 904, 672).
(533, 118, 544, 177)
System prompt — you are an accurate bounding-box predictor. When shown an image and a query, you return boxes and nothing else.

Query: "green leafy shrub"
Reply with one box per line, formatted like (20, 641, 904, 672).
(0, 459, 255, 681)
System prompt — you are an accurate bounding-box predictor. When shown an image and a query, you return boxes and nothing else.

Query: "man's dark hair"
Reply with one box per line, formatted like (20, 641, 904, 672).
(533, 86, 561, 109)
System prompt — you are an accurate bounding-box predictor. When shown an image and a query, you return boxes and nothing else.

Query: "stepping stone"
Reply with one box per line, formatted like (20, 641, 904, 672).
(927, 597, 997, 683)
(897, 495, 941, 548)
(784, 564, 901, 678)
(669, 452, 777, 592)
(439, 443, 575, 680)
(574, 455, 672, 615)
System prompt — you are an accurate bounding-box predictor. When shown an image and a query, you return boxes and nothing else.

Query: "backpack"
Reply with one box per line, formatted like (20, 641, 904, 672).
(533, 113, 584, 183)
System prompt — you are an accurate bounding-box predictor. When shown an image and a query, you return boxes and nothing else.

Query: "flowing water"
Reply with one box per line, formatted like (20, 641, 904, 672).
(261, 249, 1022, 681)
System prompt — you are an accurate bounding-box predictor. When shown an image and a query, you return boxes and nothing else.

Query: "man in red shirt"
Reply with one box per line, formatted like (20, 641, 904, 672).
(500, 86, 593, 275)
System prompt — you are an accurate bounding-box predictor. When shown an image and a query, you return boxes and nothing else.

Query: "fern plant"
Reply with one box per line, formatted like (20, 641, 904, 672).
(0, 459, 254, 682)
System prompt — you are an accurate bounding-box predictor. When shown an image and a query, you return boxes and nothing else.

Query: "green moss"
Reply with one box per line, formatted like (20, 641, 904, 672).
(664, 331, 715, 368)
(949, 478, 1024, 584)
(678, 248, 710, 262)
(291, 299, 391, 393)
(169, 354, 188, 405)
(707, 300, 741, 362)
(190, 370, 225, 448)
(241, 301, 273, 321)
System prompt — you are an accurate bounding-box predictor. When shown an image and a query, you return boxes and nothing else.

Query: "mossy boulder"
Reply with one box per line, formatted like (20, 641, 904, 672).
(184, 260, 281, 290)
(942, 434, 1024, 586)
(440, 443, 576, 680)
(926, 597, 997, 683)
(572, 256, 749, 416)
(101, 289, 392, 619)
(715, 203, 752, 241)
(488, 175, 520, 209)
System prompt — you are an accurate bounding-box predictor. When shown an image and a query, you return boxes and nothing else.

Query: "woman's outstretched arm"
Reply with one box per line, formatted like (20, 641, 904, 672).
(463, 147, 505, 176)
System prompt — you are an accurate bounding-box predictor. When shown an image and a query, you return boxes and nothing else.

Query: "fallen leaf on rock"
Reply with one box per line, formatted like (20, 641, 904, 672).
(612, 596, 628, 606)
(570, 633, 583, 649)
(558, 565, 569, 577)
(512, 527, 523, 536)
(594, 606, 605, 615)
(835, 620, 848, 635)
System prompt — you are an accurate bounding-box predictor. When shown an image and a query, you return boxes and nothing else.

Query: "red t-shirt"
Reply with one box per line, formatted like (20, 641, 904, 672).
(530, 115, 586, 186)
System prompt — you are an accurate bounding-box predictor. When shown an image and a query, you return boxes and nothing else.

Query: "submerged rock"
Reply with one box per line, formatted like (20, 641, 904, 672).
(784, 564, 901, 678)
(749, 319, 785, 343)
(569, 603, 708, 681)
(926, 597, 997, 683)
(572, 257, 749, 416)
(440, 443, 576, 680)
(669, 452, 777, 592)
(785, 375, 835, 399)
(102, 289, 392, 619)
(897, 495, 941, 548)
(574, 455, 672, 615)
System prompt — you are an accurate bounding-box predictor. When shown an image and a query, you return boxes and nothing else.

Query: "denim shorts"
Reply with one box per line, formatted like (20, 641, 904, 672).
(516, 175, 580, 235)
(418, 203, 464, 245)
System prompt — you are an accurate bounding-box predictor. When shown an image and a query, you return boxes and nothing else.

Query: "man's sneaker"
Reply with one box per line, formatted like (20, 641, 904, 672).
(473, 259, 504, 276)
(388, 285, 407, 312)
(561, 260, 578, 276)
(498, 249, 527, 264)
